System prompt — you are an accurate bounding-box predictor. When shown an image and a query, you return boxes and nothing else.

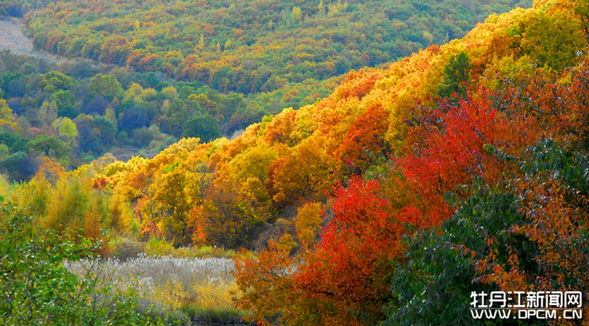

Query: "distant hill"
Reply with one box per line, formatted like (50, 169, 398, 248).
(23, 0, 531, 100)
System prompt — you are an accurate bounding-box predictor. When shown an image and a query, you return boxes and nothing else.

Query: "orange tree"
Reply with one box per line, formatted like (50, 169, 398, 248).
(234, 176, 407, 325)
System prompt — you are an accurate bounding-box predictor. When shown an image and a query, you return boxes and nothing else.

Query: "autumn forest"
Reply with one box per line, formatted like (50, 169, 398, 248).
(1, 0, 588, 324)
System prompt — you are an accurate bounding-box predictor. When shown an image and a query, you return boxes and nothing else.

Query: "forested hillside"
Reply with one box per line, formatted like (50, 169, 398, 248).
(0, 51, 262, 180)
(3, 0, 589, 324)
(19, 0, 531, 121)
(0, 0, 533, 180)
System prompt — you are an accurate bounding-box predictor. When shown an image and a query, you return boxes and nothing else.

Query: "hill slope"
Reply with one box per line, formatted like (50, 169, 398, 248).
(22, 0, 531, 116)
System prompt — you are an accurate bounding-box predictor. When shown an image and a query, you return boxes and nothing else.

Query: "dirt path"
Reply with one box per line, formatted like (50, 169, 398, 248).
(0, 18, 64, 62)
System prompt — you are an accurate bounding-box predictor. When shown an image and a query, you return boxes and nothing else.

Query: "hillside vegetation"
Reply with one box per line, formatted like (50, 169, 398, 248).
(0, 0, 533, 182)
(0, 51, 255, 179)
(19, 0, 531, 124)
(2, 0, 589, 324)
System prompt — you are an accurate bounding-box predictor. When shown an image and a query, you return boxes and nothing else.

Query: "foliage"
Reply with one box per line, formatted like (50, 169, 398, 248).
(437, 51, 471, 98)
(292, 176, 405, 324)
(39, 71, 74, 93)
(0, 50, 340, 180)
(0, 197, 161, 325)
(26, 134, 72, 159)
(338, 103, 390, 175)
(182, 114, 221, 142)
(230, 0, 589, 323)
(384, 184, 528, 325)
(191, 178, 268, 249)
(384, 137, 589, 325)
(234, 176, 407, 325)
(0, 0, 59, 18)
(23, 0, 531, 98)
(87, 73, 124, 101)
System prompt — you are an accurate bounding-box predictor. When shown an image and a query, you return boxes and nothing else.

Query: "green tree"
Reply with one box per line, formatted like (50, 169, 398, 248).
(53, 117, 78, 148)
(93, 115, 117, 149)
(0, 131, 28, 153)
(54, 117, 78, 138)
(39, 71, 75, 94)
(51, 90, 78, 118)
(87, 74, 124, 101)
(182, 114, 221, 142)
(0, 151, 38, 181)
(438, 52, 471, 98)
(26, 134, 72, 159)
(384, 184, 529, 326)
(0, 73, 25, 97)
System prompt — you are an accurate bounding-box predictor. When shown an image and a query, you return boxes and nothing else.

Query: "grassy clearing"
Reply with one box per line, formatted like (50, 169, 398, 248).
(65, 255, 251, 324)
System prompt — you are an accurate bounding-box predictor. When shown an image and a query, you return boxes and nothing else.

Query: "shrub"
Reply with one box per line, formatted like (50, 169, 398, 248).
(145, 236, 176, 256)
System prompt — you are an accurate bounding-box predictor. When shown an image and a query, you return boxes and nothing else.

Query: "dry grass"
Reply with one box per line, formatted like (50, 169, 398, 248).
(65, 255, 249, 324)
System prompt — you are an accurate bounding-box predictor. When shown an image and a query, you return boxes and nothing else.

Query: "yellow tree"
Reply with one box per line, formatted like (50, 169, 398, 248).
(0, 99, 22, 135)
(266, 136, 338, 211)
(230, 144, 279, 206)
(190, 178, 268, 249)
(150, 168, 194, 245)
